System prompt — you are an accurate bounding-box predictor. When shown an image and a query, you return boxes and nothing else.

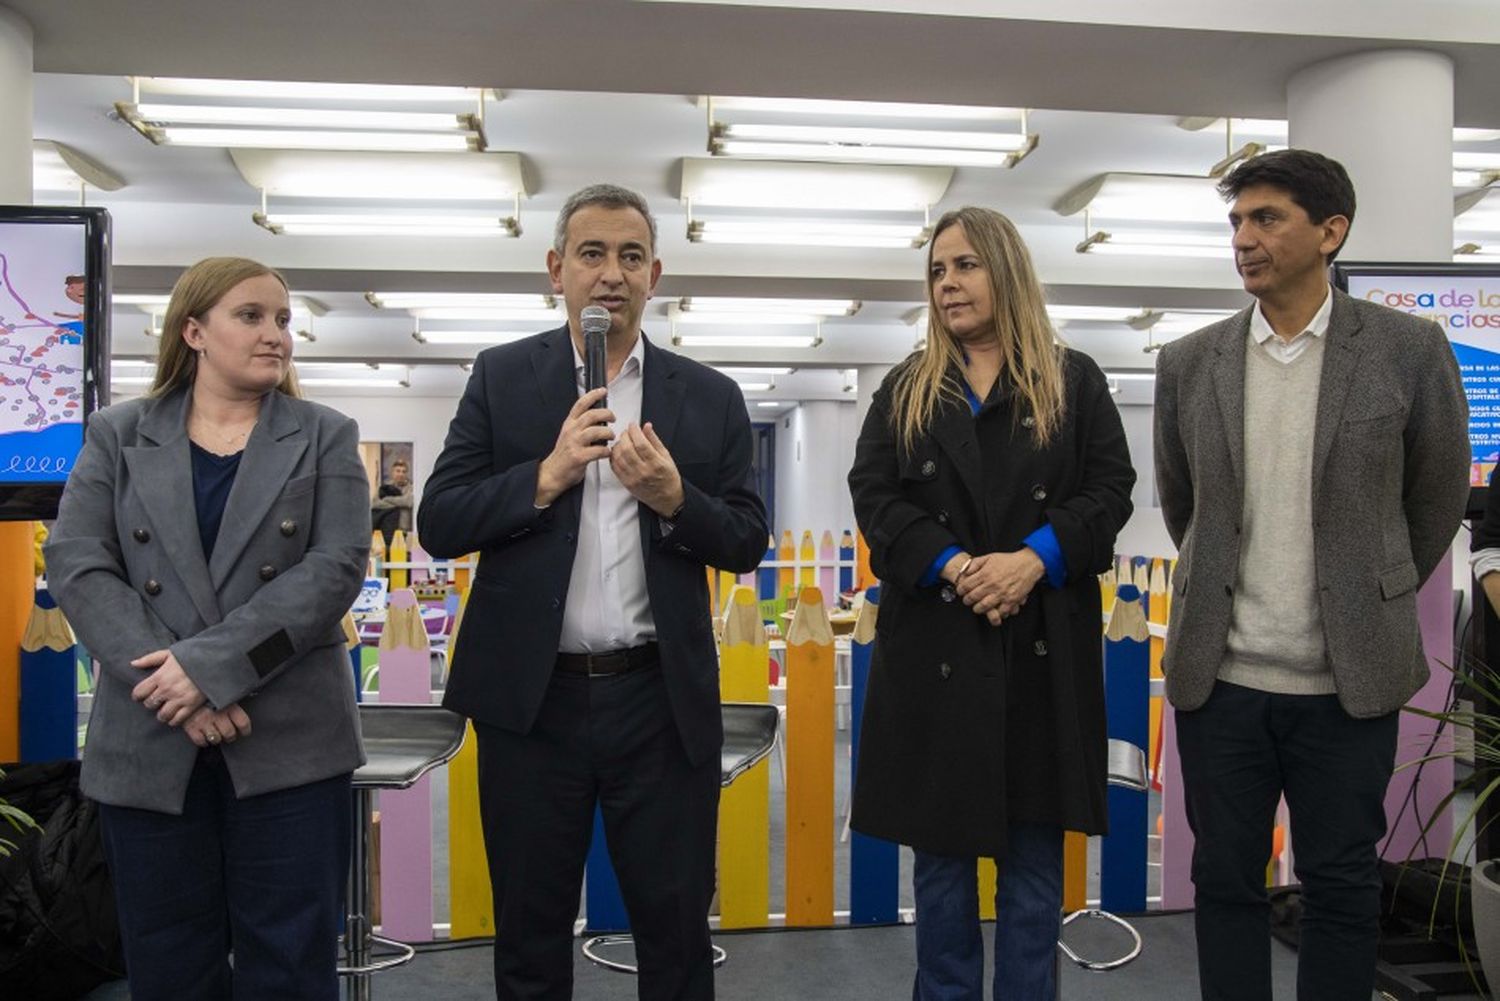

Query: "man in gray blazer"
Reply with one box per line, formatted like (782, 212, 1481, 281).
(1154, 149, 1469, 1001)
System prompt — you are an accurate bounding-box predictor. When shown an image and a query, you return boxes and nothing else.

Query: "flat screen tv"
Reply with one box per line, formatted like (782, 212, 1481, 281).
(0, 205, 110, 520)
(1334, 260, 1500, 518)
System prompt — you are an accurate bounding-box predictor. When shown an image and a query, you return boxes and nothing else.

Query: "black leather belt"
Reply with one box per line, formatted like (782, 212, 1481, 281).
(554, 642, 659, 677)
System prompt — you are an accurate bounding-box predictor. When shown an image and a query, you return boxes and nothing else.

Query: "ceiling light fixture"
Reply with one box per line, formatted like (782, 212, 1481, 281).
(369, 292, 554, 310)
(679, 297, 859, 316)
(118, 77, 489, 152)
(412, 329, 535, 345)
(1056, 173, 1228, 225)
(713, 366, 795, 376)
(1075, 230, 1232, 259)
(232, 149, 525, 202)
(408, 306, 561, 323)
(131, 77, 490, 103)
(687, 218, 930, 249)
(252, 209, 520, 237)
(704, 96, 1035, 168)
(673, 334, 822, 349)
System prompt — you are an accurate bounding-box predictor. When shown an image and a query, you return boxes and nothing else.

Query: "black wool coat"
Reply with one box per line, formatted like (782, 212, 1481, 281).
(847, 349, 1135, 857)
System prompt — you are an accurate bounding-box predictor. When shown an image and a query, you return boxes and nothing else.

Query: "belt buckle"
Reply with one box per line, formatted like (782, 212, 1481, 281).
(585, 653, 612, 678)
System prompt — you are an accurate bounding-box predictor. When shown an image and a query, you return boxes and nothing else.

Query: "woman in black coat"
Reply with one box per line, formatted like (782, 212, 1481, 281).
(847, 206, 1135, 999)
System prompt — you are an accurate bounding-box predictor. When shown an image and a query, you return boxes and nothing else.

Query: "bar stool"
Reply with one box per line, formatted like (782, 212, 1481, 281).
(1057, 737, 1150, 971)
(582, 702, 781, 974)
(341, 703, 467, 1000)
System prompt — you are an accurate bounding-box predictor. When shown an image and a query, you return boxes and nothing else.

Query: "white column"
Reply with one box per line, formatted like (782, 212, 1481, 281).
(1287, 49, 1453, 261)
(0, 7, 32, 202)
(1288, 50, 1456, 860)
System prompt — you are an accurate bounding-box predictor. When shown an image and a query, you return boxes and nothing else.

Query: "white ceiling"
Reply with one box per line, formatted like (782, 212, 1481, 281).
(13, 0, 1500, 403)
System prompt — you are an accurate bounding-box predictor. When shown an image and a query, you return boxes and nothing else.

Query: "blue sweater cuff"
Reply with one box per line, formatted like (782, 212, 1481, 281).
(1023, 524, 1067, 589)
(921, 544, 964, 588)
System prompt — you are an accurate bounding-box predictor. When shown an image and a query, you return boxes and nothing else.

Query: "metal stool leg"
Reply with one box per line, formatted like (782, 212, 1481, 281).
(581, 935, 727, 974)
(341, 788, 417, 999)
(1057, 908, 1144, 971)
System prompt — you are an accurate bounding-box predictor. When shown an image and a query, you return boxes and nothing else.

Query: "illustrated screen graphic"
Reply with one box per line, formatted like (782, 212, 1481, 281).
(0, 221, 87, 483)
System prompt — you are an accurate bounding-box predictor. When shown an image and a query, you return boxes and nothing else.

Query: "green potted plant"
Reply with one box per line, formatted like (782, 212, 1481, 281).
(1400, 659, 1500, 994)
(0, 765, 40, 857)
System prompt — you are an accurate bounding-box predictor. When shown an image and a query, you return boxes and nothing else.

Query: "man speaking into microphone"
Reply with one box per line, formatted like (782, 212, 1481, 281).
(420, 183, 768, 1001)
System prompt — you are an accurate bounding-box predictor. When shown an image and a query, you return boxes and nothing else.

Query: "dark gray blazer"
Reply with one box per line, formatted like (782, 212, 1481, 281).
(1153, 288, 1470, 718)
(45, 388, 370, 813)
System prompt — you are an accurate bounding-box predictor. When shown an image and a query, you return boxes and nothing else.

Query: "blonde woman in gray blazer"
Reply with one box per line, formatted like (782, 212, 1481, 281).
(45, 257, 370, 1001)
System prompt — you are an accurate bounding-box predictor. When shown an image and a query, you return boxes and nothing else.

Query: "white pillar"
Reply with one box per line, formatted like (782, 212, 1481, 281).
(0, 7, 32, 202)
(1288, 49, 1456, 861)
(1287, 50, 1453, 261)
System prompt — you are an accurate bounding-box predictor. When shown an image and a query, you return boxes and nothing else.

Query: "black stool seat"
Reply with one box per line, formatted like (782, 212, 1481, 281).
(342, 703, 467, 999)
(583, 702, 781, 976)
(720, 703, 780, 787)
(354, 704, 468, 789)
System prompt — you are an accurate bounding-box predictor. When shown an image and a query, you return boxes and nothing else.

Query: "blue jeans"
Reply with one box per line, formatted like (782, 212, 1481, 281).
(98, 751, 351, 1001)
(911, 823, 1063, 1001)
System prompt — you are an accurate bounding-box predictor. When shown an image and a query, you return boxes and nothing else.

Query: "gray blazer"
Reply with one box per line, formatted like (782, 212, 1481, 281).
(45, 388, 370, 813)
(1154, 288, 1470, 718)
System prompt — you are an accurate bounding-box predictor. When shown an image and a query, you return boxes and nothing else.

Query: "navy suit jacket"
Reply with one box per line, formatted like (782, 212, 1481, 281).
(419, 326, 768, 763)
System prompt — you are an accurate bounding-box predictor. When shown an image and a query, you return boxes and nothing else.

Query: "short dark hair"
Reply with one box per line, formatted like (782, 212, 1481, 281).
(64, 275, 85, 284)
(553, 184, 658, 257)
(1217, 149, 1356, 260)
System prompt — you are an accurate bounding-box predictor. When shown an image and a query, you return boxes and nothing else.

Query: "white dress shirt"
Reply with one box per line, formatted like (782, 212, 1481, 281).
(558, 333, 657, 653)
(1249, 284, 1332, 364)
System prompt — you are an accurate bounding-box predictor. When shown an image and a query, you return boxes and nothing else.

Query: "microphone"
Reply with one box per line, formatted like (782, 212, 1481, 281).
(580, 305, 610, 409)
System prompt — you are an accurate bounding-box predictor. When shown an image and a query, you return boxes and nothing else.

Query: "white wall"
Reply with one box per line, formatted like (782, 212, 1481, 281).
(773, 400, 859, 540)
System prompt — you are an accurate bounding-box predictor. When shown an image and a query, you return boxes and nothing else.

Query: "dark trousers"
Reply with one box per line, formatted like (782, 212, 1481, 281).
(98, 752, 351, 1001)
(1176, 680, 1398, 1001)
(475, 663, 720, 1001)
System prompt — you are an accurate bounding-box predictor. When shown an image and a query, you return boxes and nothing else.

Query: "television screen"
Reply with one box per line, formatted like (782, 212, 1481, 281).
(1334, 260, 1500, 517)
(0, 206, 110, 519)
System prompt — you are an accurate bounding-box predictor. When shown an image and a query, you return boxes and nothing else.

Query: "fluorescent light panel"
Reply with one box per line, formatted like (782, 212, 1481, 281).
(161, 128, 473, 152)
(674, 334, 821, 348)
(689, 219, 928, 249)
(231, 149, 524, 201)
(679, 297, 858, 316)
(411, 307, 560, 322)
(371, 292, 553, 310)
(708, 97, 1023, 121)
(134, 104, 472, 132)
(1046, 305, 1146, 323)
(713, 366, 794, 376)
(136, 78, 483, 103)
(416, 330, 534, 345)
(713, 140, 1019, 168)
(299, 377, 408, 388)
(255, 212, 518, 237)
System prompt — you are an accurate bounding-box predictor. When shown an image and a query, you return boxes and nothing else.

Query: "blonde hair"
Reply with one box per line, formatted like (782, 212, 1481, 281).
(890, 207, 1064, 452)
(150, 257, 302, 399)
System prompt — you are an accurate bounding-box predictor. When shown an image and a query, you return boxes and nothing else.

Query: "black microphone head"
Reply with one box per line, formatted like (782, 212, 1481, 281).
(580, 305, 611, 338)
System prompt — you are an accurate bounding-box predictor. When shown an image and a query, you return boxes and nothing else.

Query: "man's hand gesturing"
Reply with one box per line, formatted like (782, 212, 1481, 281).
(535, 388, 613, 507)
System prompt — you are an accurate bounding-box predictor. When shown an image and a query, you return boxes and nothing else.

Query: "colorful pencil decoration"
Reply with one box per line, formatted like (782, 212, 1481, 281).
(19, 588, 76, 761)
(388, 529, 409, 591)
(375, 589, 436, 942)
(1102, 583, 1150, 913)
(368, 529, 386, 580)
(777, 530, 795, 601)
(818, 530, 836, 605)
(798, 530, 816, 589)
(848, 587, 898, 924)
(445, 587, 494, 938)
(838, 530, 855, 595)
(718, 586, 771, 928)
(785, 586, 835, 926)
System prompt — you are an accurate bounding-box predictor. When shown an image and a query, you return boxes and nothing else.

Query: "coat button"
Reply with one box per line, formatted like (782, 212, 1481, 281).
(1021, 415, 1036, 429)
(935, 510, 949, 525)
(1034, 640, 1048, 657)
(143, 579, 162, 596)
(920, 460, 936, 477)
(940, 585, 956, 603)
(132, 528, 150, 543)
(1223, 583, 1232, 597)
(939, 662, 952, 680)
(279, 519, 297, 537)
(1031, 484, 1047, 501)
(258, 565, 277, 581)
(551, 598, 561, 610)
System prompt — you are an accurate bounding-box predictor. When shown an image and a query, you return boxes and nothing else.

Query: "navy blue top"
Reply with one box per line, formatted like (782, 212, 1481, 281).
(191, 441, 242, 560)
